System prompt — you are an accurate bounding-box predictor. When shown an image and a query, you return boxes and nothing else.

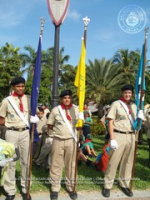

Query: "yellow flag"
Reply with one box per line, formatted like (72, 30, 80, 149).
(74, 39, 86, 127)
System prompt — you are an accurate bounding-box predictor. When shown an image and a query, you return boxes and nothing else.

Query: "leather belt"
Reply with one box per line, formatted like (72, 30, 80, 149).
(114, 129, 134, 134)
(8, 127, 29, 132)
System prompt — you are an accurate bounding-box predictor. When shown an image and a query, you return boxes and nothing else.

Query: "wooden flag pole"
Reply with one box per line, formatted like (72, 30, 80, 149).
(73, 16, 90, 194)
(130, 27, 149, 192)
(27, 17, 45, 200)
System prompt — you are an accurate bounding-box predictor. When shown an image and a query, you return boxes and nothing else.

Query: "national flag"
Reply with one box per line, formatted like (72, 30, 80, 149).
(74, 39, 86, 127)
(31, 35, 42, 142)
(133, 43, 146, 130)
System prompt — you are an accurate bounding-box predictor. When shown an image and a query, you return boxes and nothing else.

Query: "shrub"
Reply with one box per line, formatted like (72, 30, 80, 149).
(91, 118, 105, 136)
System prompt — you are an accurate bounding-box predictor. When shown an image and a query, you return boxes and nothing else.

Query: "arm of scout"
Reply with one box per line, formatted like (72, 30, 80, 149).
(0, 100, 7, 125)
(108, 119, 118, 149)
(0, 116, 5, 125)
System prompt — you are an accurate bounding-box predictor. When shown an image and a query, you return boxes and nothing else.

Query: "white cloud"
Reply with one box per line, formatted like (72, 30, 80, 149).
(0, 0, 41, 28)
(67, 9, 81, 21)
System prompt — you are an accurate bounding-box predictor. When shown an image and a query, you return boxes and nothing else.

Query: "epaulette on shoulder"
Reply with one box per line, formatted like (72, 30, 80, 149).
(73, 104, 79, 108)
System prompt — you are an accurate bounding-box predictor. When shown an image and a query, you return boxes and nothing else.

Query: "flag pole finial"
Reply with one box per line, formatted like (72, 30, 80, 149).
(40, 17, 45, 36)
(83, 16, 90, 48)
(145, 27, 149, 39)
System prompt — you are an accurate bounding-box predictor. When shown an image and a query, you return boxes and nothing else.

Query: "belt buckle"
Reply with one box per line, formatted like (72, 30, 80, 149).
(18, 128, 23, 132)
(126, 131, 129, 134)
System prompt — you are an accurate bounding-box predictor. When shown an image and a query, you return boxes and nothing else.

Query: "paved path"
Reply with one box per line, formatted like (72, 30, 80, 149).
(0, 190, 150, 200)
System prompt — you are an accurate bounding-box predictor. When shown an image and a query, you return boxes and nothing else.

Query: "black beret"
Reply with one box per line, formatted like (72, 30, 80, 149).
(11, 77, 25, 86)
(121, 84, 134, 92)
(59, 89, 72, 98)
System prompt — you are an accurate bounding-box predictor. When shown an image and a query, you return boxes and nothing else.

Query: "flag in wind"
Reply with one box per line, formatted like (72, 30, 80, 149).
(31, 35, 42, 142)
(74, 39, 86, 127)
(133, 43, 146, 130)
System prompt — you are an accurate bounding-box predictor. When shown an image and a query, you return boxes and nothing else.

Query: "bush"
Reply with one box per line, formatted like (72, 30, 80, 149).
(91, 118, 105, 136)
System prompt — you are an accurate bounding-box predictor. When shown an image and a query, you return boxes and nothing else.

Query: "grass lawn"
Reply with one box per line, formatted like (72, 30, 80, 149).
(0, 134, 150, 195)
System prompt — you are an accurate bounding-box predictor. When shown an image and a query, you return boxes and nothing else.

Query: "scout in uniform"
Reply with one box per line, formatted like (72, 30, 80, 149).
(0, 77, 39, 200)
(47, 90, 79, 200)
(102, 84, 144, 198)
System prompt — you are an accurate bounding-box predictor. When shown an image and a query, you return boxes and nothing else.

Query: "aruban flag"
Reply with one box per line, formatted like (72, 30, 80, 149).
(31, 35, 42, 142)
(74, 39, 86, 127)
(133, 43, 146, 130)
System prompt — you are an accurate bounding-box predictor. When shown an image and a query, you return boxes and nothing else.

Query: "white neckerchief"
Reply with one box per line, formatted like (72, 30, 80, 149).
(118, 100, 134, 127)
(7, 96, 30, 128)
(58, 105, 77, 142)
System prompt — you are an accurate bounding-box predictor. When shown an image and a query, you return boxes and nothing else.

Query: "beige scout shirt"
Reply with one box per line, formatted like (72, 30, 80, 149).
(37, 116, 47, 134)
(107, 100, 137, 132)
(47, 105, 79, 139)
(0, 95, 31, 128)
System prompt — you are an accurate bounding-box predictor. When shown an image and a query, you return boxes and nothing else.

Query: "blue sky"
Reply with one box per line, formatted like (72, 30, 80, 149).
(0, 0, 150, 68)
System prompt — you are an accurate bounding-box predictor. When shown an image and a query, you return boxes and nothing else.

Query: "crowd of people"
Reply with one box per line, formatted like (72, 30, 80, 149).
(0, 76, 150, 200)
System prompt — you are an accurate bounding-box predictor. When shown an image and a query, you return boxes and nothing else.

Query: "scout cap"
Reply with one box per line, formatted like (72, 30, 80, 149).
(11, 77, 25, 86)
(105, 105, 110, 109)
(59, 89, 72, 98)
(84, 110, 89, 115)
(87, 134, 92, 139)
(121, 84, 134, 92)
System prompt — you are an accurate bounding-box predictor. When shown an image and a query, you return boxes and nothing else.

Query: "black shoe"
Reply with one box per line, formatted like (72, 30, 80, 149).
(102, 188, 110, 197)
(69, 191, 77, 200)
(21, 193, 32, 200)
(50, 192, 58, 200)
(5, 195, 15, 200)
(86, 159, 92, 166)
(120, 186, 133, 197)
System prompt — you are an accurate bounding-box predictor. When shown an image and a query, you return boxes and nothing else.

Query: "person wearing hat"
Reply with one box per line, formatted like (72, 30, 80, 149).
(47, 89, 81, 200)
(102, 84, 144, 198)
(0, 77, 39, 200)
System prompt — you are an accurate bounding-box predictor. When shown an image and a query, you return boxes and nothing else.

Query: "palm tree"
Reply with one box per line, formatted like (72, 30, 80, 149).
(86, 58, 118, 117)
(20, 45, 37, 79)
(112, 49, 140, 86)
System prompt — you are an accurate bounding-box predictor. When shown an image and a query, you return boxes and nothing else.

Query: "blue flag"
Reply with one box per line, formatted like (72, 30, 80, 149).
(31, 35, 42, 142)
(133, 43, 146, 130)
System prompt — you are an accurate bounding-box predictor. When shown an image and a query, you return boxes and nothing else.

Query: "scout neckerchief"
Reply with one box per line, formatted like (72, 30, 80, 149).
(12, 92, 24, 112)
(58, 105, 77, 142)
(118, 97, 134, 128)
(7, 96, 30, 128)
(60, 103, 72, 121)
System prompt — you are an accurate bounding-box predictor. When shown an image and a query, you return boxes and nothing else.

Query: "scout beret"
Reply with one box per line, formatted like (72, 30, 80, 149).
(11, 77, 25, 86)
(121, 84, 134, 92)
(59, 89, 72, 98)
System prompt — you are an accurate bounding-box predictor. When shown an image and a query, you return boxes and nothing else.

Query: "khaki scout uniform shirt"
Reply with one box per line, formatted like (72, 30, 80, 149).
(47, 105, 78, 139)
(37, 115, 47, 134)
(0, 95, 30, 128)
(107, 100, 137, 132)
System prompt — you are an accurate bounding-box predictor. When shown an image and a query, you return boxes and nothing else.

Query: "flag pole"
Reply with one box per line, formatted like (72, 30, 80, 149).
(27, 17, 45, 200)
(130, 27, 149, 192)
(73, 16, 90, 193)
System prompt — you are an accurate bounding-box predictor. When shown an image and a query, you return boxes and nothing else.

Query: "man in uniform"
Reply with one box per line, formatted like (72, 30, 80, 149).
(47, 90, 79, 200)
(102, 84, 144, 198)
(0, 77, 39, 200)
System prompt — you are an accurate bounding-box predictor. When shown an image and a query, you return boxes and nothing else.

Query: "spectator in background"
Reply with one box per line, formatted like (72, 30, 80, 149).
(81, 134, 97, 158)
(33, 107, 47, 160)
(41, 103, 50, 117)
(84, 103, 92, 117)
(83, 110, 93, 139)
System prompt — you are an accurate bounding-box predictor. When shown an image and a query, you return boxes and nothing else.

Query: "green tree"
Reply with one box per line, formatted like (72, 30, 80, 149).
(86, 58, 118, 117)
(0, 43, 22, 101)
